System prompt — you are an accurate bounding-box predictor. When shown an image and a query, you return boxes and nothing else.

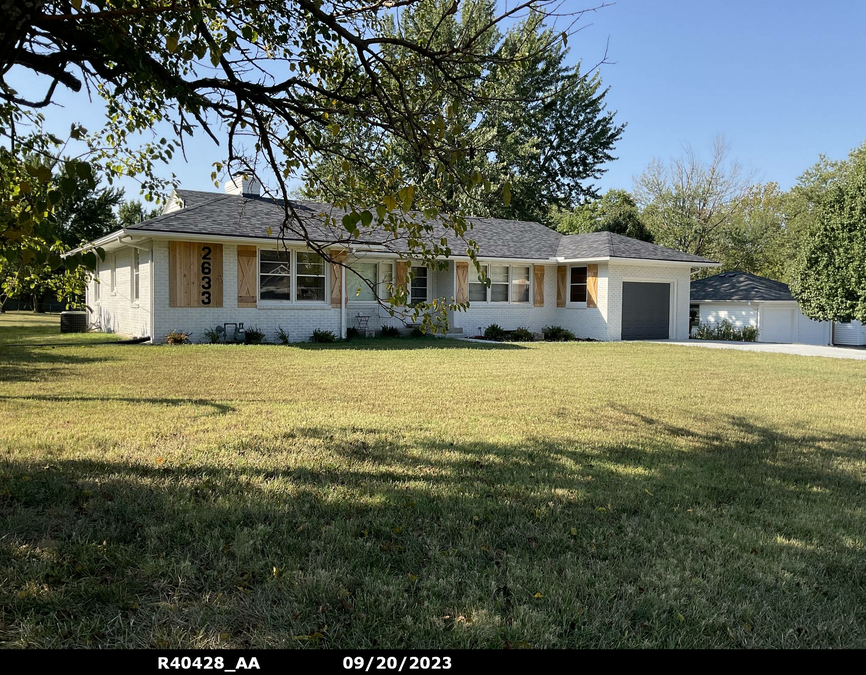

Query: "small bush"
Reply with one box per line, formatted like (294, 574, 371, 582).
(694, 320, 758, 342)
(165, 330, 190, 345)
(311, 329, 337, 343)
(510, 327, 534, 342)
(203, 326, 222, 344)
(410, 326, 426, 338)
(380, 325, 400, 338)
(346, 327, 360, 340)
(542, 325, 575, 342)
(276, 325, 291, 345)
(483, 323, 507, 341)
(244, 326, 265, 344)
(741, 326, 758, 342)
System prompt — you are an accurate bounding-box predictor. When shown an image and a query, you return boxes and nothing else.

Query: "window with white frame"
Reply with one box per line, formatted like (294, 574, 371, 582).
(490, 265, 509, 302)
(296, 251, 326, 301)
(468, 266, 487, 302)
(468, 263, 532, 304)
(258, 249, 328, 303)
(346, 262, 378, 302)
(346, 261, 395, 302)
(259, 249, 291, 301)
(132, 249, 141, 301)
(569, 266, 587, 303)
(512, 266, 530, 303)
(110, 253, 117, 293)
(410, 266, 428, 305)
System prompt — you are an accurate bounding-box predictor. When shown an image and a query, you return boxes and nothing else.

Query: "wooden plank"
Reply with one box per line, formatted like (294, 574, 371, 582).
(330, 251, 346, 308)
(586, 263, 598, 309)
(455, 261, 468, 304)
(556, 265, 567, 307)
(237, 245, 257, 307)
(168, 241, 179, 307)
(396, 261, 408, 302)
(533, 265, 545, 307)
(168, 241, 223, 308)
(210, 244, 223, 307)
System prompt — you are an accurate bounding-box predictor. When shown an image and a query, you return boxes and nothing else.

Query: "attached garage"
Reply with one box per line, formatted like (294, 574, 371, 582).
(621, 281, 671, 340)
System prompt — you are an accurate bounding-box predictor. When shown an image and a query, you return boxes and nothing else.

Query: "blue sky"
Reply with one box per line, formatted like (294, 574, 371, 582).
(581, 0, 866, 192)
(8, 0, 866, 201)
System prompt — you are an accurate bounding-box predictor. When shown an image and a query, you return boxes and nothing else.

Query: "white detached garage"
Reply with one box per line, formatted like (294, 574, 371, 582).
(690, 271, 832, 346)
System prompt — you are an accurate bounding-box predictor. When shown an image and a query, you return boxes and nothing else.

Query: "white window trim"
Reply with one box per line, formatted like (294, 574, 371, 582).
(566, 264, 589, 308)
(94, 258, 101, 302)
(346, 260, 395, 305)
(465, 262, 533, 306)
(110, 253, 117, 295)
(409, 265, 431, 306)
(256, 247, 330, 306)
(131, 248, 141, 305)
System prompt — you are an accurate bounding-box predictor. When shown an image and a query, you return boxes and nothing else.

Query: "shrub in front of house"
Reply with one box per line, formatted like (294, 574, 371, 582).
(510, 327, 534, 342)
(380, 325, 400, 338)
(410, 326, 426, 338)
(203, 326, 222, 344)
(483, 323, 507, 341)
(276, 325, 291, 345)
(542, 325, 575, 342)
(311, 329, 337, 343)
(165, 330, 191, 345)
(694, 320, 758, 342)
(244, 326, 265, 344)
(346, 327, 360, 340)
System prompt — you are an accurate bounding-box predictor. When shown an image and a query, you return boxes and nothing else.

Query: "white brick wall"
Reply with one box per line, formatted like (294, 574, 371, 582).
(87, 245, 152, 338)
(152, 241, 342, 343)
(88, 239, 695, 343)
(450, 262, 610, 340)
(606, 262, 693, 340)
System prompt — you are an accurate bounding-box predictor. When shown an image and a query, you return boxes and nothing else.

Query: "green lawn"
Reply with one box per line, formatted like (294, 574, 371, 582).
(1, 312, 864, 648)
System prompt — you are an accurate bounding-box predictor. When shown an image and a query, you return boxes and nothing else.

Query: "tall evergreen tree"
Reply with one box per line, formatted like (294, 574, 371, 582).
(304, 0, 624, 225)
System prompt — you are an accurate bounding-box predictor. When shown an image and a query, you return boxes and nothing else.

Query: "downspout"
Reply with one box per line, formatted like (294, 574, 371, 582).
(149, 241, 156, 343)
(341, 261, 347, 339)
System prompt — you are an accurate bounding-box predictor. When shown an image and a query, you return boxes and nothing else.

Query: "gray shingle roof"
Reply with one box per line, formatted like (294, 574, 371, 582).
(556, 231, 712, 264)
(127, 189, 715, 265)
(690, 271, 794, 302)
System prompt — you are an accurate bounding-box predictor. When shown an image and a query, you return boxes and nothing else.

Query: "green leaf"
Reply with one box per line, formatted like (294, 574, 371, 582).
(502, 182, 512, 207)
(166, 33, 179, 54)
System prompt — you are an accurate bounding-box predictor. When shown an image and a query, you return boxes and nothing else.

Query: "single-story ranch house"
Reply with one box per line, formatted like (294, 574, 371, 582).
(78, 178, 718, 343)
(690, 270, 866, 346)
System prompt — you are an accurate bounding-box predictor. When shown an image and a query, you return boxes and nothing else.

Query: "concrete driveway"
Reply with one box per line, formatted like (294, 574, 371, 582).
(650, 340, 866, 360)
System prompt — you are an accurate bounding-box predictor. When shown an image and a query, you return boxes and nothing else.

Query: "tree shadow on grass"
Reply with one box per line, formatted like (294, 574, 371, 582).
(0, 412, 864, 649)
(292, 337, 528, 351)
(0, 394, 234, 416)
(0, 346, 114, 383)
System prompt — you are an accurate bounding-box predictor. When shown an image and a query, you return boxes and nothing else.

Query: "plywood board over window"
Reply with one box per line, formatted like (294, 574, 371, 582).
(236, 245, 257, 307)
(168, 241, 223, 307)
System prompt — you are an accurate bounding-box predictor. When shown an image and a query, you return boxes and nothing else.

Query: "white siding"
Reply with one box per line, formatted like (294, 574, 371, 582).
(697, 302, 758, 331)
(833, 320, 866, 346)
(696, 300, 831, 345)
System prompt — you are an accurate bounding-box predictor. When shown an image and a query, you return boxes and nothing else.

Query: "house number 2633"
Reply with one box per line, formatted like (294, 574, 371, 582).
(201, 246, 212, 305)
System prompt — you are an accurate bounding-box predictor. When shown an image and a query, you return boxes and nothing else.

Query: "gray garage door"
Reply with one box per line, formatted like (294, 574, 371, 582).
(621, 282, 670, 340)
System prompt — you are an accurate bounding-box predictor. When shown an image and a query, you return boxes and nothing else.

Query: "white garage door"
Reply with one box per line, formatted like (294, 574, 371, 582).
(760, 306, 795, 343)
